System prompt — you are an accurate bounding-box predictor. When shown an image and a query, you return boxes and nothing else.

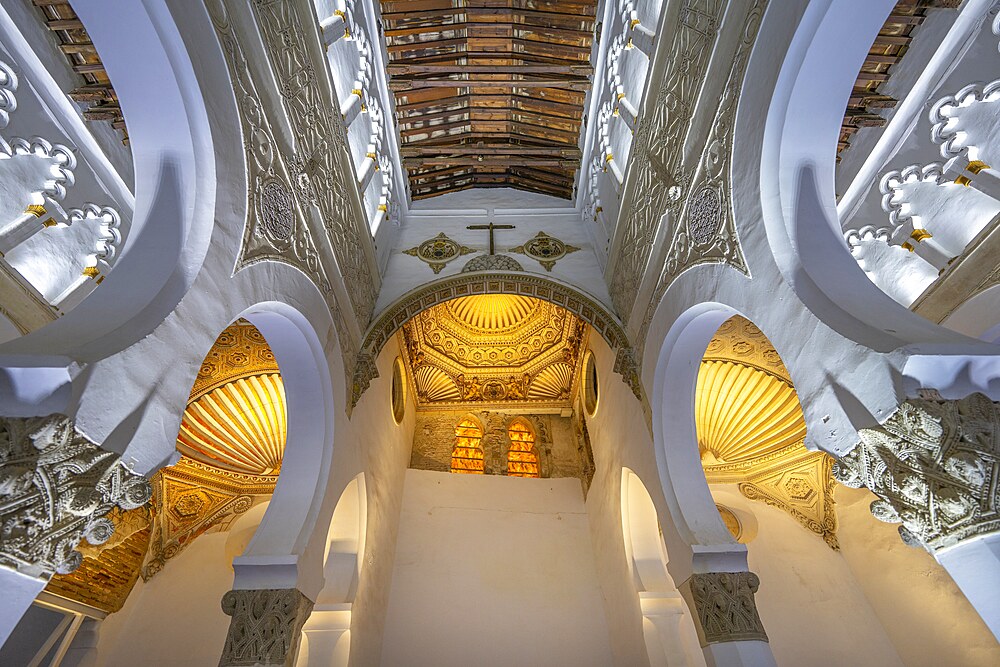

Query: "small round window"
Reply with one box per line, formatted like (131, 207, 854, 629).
(391, 357, 406, 424)
(583, 351, 599, 416)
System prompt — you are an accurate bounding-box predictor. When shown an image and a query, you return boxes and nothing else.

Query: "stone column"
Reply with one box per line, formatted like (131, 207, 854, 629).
(298, 603, 352, 667)
(0, 414, 152, 646)
(680, 570, 776, 667)
(218, 588, 314, 667)
(833, 392, 1000, 640)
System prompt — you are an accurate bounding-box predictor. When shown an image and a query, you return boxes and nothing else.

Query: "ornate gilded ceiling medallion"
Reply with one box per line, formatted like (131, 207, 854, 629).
(510, 231, 581, 271)
(400, 295, 587, 410)
(403, 232, 475, 274)
(698, 316, 839, 549)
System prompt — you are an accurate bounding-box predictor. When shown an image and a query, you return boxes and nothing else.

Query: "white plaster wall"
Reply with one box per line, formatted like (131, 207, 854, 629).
(93, 503, 268, 667)
(378, 188, 613, 315)
(380, 468, 613, 667)
(710, 485, 904, 667)
(836, 485, 1000, 667)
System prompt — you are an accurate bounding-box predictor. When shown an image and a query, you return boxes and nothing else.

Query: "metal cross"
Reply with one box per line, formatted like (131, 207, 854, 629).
(466, 222, 515, 255)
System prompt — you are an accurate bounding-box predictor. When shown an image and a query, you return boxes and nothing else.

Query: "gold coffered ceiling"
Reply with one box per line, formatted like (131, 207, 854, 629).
(401, 295, 587, 409)
(697, 316, 839, 548)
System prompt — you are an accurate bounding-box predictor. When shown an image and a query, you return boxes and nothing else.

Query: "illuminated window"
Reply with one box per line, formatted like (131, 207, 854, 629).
(507, 420, 539, 478)
(451, 418, 485, 474)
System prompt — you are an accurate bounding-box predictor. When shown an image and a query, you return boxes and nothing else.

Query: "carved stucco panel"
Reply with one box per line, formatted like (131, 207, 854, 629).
(0, 414, 152, 578)
(683, 571, 768, 645)
(219, 588, 314, 667)
(833, 393, 1000, 552)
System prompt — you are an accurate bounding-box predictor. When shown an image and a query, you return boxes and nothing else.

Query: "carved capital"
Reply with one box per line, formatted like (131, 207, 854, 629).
(682, 571, 768, 645)
(219, 588, 314, 667)
(0, 414, 152, 578)
(833, 393, 1000, 552)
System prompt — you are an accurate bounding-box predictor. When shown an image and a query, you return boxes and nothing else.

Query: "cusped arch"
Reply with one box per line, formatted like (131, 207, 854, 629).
(352, 272, 641, 408)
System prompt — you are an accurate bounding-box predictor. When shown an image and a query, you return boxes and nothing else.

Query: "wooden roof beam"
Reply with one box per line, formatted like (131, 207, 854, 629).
(388, 63, 593, 76)
(390, 77, 591, 91)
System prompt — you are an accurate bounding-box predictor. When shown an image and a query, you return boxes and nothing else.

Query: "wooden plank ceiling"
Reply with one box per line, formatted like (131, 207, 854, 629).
(838, 0, 958, 160)
(380, 0, 598, 200)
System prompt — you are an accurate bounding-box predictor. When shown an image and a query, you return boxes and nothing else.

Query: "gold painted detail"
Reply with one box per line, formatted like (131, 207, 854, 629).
(402, 232, 475, 274)
(967, 160, 989, 174)
(82, 266, 100, 278)
(716, 504, 742, 541)
(509, 231, 581, 272)
(698, 316, 838, 548)
(910, 228, 932, 243)
(41, 218, 58, 228)
(401, 295, 587, 408)
(142, 456, 274, 580)
(25, 204, 46, 217)
(190, 319, 279, 400)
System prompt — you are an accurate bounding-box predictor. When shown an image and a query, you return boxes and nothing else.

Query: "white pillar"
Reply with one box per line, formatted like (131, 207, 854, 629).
(0, 568, 47, 647)
(935, 533, 1000, 642)
(321, 11, 348, 47)
(605, 152, 625, 188)
(944, 155, 1000, 203)
(640, 592, 703, 667)
(341, 90, 363, 125)
(627, 19, 656, 57)
(0, 205, 55, 254)
(51, 267, 102, 313)
(357, 152, 377, 191)
(297, 604, 351, 667)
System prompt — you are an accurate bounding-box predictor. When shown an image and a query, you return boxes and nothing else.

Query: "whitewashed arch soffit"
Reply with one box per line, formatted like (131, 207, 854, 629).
(753, 0, 1000, 351)
(352, 272, 642, 410)
(0, 0, 227, 362)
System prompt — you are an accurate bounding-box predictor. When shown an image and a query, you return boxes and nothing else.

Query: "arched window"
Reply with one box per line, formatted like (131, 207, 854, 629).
(451, 418, 484, 474)
(506, 420, 539, 478)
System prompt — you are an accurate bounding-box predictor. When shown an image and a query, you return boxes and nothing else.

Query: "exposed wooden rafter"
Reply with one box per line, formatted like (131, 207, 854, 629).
(381, 0, 597, 199)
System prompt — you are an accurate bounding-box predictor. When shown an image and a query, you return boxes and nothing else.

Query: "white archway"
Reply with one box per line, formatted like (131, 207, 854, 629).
(298, 473, 368, 667)
(621, 468, 704, 667)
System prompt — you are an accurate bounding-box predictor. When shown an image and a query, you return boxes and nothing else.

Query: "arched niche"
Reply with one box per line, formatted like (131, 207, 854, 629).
(621, 468, 705, 667)
(353, 271, 640, 408)
(298, 473, 368, 667)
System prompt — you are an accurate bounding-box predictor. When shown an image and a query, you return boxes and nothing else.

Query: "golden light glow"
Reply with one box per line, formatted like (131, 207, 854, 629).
(451, 418, 485, 474)
(446, 294, 538, 331)
(178, 374, 286, 475)
(507, 420, 539, 478)
(697, 316, 838, 548)
(402, 295, 587, 408)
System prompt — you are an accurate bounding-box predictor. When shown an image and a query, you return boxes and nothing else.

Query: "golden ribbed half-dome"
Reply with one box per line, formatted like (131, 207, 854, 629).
(177, 373, 286, 475)
(445, 295, 540, 331)
(695, 360, 806, 464)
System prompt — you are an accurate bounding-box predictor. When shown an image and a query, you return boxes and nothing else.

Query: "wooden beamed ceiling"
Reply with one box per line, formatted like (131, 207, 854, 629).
(380, 0, 599, 200)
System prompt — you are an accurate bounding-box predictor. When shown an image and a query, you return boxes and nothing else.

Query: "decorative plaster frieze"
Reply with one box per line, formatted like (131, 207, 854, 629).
(249, 0, 378, 327)
(0, 414, 152, 578)
(608, 0, 726, 319)
(0, 59, 17, 130)
(628, 0, 765, 363)
(1, 136, 77, 203)
(206, 0, 362, 401)
(683, 571, 768, 646)
(219, 588, 314, 667)
(833, 393, 1000, 552)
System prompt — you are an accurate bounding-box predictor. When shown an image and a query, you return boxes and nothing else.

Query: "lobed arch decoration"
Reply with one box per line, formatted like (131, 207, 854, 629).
(351, 272, 643, 410)
(451, 416, 485, 475)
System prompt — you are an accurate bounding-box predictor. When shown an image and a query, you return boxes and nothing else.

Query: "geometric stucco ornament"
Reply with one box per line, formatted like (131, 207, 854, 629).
(461, 253, 525, 273)
(403, 232, 475, 274)
(0, 414, 152, 577)
(832, 393, 1000, 553)
(682, 571, 768, 646)
(509, 231, 581, 271)
(219, 588, 315, 667)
